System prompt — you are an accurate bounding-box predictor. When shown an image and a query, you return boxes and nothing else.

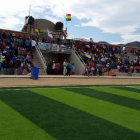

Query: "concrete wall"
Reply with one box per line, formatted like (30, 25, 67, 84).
(125, 46, 140, 53)
(34, 19, 55, 32)
(42, 50, 86, 75)
(42, 52, 70, 65)
(70, 49, 86, 75)
(0, 29, 28, 38)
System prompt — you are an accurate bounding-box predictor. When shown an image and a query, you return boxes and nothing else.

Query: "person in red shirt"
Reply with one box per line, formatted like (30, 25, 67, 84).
(135, 66, 139, 73)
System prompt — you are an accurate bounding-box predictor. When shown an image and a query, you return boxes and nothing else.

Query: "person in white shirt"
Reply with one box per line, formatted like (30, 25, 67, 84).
(52, 61, 56, 75)
(63, 59, 67, 76)
(31, 39, 36, 50)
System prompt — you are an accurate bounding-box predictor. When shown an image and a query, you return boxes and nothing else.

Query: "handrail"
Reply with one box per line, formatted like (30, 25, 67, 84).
(35, 43, 47, 72)
(72, 46, 86, 66)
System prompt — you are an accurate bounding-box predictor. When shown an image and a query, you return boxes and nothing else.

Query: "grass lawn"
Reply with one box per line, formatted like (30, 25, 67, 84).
(0, 85, 140, 140)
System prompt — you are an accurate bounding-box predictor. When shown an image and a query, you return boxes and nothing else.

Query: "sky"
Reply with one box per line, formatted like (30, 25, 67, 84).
(0, 0, 140, 44)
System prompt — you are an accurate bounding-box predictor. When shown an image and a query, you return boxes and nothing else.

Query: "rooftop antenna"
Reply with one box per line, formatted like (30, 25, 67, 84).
(29, 4, 31, 16)
(27, 4, 32, 38)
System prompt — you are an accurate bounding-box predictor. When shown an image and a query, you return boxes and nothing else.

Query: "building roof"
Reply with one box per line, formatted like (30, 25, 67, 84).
(34, 19, 55, 32)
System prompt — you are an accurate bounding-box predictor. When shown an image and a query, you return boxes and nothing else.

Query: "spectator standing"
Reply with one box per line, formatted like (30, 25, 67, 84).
(20, 61, 25, 75)
(0, 60, 2, 72)
(0, 54, 4, 72)
(52, 61, 56, 75)
(66, 61, 71, 76)
(9, 61, 14, 75)
(55, 63, 60, 75)
(31, 39, 36, 50)
(135, 66, 140, 73)
(72, 64, 76, 75)
(3, 61, 10, 74)
(90, 66, 95, 76)
(63, 59, 67, 76)
(25, 38, 30, 50)
(12, 55, 17, 67)
(16, 58, 21, 75)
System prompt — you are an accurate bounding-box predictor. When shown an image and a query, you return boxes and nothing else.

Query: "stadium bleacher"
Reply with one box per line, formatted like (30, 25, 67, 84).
(0, 31, 34, 75)
(0, 28, 139, 76)
(73, 40, 140, 76)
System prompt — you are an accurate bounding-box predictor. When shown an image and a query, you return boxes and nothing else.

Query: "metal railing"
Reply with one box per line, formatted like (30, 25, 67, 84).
(72, 46, 86, 66)
(35, 44, 47, 72)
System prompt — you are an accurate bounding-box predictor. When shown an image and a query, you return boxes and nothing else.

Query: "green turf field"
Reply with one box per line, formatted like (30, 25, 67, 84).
(0, 85, 140, 140)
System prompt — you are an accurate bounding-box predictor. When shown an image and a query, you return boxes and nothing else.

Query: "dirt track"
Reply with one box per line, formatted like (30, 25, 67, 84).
(0, 77, 140, 87)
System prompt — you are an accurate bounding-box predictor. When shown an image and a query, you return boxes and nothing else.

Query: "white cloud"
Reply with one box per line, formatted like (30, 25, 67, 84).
(0, 17, 23, 29)
(72, 0, 140, 42)
(74, 25, 81, 27)
(121, 34, 140, 43)
(112, 42, 125, 45)
(0, 0, 140, 42)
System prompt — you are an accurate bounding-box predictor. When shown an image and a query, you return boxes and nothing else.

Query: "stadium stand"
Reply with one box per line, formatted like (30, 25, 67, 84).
(73, 40, 140, 76)
(0, 31, 38, 75)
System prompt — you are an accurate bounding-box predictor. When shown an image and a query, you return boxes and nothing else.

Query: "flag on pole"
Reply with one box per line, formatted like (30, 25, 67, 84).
(66, 14, 71, 21)
(61, 30, 68, 38)
(64, 30, 68, 37)
(61, 32, 64, 37)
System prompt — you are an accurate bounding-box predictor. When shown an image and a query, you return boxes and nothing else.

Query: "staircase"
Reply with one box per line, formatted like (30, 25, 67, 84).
(32, 50, 46, 75)
(0, 51, 46, 75)
(70, 47, 86, 75)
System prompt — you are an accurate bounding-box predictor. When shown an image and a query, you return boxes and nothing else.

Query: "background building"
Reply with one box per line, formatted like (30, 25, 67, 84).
(22, 16, 63, 39)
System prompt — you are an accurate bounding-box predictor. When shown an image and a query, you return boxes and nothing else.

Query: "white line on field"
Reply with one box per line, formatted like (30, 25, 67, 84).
(0, 89, 23, 91)
(0, 85, 139, 91)
(125, 86, 140, 89)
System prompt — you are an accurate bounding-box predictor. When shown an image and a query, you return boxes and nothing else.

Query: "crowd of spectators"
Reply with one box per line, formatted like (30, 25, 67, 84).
(74, 41, 140, 76)
(0, 32, 34, 75)
(0, 31, 139, 76)
(117, 55, 140, 75)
